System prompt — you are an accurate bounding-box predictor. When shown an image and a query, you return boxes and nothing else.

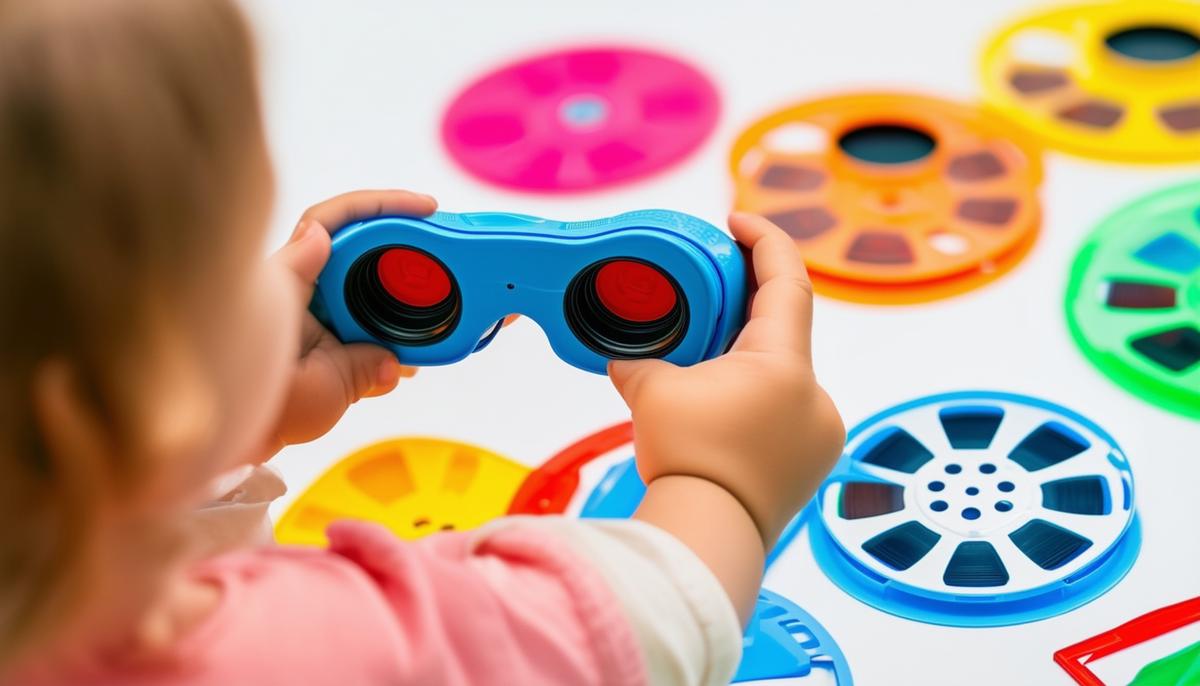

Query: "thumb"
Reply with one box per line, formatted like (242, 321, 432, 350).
(339, 342, 406, 401)
(607, 358, 671, 407)
(272, 220, 332, 298)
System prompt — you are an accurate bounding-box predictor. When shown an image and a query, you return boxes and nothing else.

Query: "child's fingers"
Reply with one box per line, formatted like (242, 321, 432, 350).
(275, 342, 403, 445)
(727, 213, 814, 358)
(608, 358, 674, 408)
(271, 221, 331, 298)
(299, 190, 438, 235)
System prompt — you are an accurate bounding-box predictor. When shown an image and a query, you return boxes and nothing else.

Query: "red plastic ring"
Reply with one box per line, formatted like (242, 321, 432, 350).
(507, 421, 634, 515)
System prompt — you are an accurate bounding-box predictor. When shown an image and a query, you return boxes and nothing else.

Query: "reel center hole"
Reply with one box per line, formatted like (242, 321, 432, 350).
(838, 124, 937, 165)
(1105, 25, 1200, 63)
(559, 93, 610, 130)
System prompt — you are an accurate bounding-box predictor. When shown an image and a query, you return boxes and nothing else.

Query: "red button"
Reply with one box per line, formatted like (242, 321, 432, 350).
(377, 248, 452, 307)
(594, 260, 676, 322)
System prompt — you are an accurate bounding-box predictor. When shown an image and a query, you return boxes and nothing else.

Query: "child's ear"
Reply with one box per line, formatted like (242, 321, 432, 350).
(31, 358, 119, 500)
(31, 328, 217, 504)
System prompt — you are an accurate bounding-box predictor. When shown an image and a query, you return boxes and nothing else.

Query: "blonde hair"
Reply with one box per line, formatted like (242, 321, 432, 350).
(0, 0, 263, 663)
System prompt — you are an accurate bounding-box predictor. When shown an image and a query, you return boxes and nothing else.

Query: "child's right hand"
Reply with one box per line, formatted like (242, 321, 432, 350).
(609, 213, 844, 547)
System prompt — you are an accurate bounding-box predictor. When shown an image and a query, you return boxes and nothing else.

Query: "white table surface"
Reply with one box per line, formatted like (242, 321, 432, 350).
(242, 2, 1200, 683)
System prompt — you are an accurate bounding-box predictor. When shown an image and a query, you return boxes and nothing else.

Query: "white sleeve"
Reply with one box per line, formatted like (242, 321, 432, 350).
(191, 464, 287, 555)
(488, 516, 743, 686)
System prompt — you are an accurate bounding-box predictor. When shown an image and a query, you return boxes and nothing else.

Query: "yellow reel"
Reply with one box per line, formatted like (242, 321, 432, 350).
(275, 437, 530, 547)
(980, 0, 1200, 162)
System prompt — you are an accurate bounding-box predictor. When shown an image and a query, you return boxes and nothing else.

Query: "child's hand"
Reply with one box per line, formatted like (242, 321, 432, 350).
(264, 190, 437, 455)
(611, 213, 844, 546)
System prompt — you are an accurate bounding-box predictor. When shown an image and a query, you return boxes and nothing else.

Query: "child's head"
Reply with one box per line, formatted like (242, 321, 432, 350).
(0, 0, 300, 662)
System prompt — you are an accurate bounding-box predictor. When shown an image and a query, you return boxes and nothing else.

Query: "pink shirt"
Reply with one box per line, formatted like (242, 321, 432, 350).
(19, 521, 646, 686)
(8, 516, 740, 686)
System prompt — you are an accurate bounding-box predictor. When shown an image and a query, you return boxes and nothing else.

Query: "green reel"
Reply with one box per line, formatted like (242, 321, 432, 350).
(1066, 181, 1200, 418)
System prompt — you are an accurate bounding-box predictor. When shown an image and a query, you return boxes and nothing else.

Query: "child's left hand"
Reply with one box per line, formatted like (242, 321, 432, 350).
(262, 190, 438, 457)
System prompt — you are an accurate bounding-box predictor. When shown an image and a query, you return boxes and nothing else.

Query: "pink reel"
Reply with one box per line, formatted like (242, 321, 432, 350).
(442, 46, 719, 193)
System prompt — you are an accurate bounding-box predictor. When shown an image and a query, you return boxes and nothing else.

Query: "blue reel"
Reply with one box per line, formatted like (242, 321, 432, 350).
(808, 391, 1140, 627)
(311, 210, 746, 375)
(737, 589, 853, 685)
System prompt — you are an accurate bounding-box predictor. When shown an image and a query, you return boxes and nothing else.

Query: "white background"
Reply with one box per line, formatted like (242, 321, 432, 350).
(239, 2, 1200, 684)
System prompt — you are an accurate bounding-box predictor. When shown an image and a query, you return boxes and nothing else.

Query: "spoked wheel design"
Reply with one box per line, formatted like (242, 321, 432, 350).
(980, 0, 1200, 162)
(275, 438, 529, 546)
(730, 92, 1042, 304)
(1066, 181, 1200, 418)
(811, 391, 1140, 627)
(443, 47, 719, 192)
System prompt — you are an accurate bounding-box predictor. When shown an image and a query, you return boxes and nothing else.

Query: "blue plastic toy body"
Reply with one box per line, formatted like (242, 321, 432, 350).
(312, 210, 746, 375)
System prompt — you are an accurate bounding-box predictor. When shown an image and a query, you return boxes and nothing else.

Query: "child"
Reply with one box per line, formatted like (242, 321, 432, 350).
(0, 0, 844, 684)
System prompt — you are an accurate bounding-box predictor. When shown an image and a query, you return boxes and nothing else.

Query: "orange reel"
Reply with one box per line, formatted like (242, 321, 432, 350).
(730, 92, 1043, 305)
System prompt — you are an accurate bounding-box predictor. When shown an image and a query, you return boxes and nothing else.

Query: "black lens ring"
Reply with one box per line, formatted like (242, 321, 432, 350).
(564, 258, 689, 360)
(344, 246, 460, 346)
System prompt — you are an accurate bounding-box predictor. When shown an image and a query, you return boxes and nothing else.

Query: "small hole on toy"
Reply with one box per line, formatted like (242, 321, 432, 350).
(931, 500, 949, 512)
(998, 481, 1015, 492)
(441, 524, 455, 531)
(995, 500, 1014, 512)
(763, 122, 828, 154)
(962, 507, 981, 520)
(1011, 29, 1075, 68)
(980, 463, 997, 474)
(966, 486, 980, 496)
(413, 517, 431, 527)
(945, 464, 962, 474)
(928, 481, 945, 492)
(558, 93, 610, 130)
(506, 283, 515, 290)
(928, 231, 969, 256)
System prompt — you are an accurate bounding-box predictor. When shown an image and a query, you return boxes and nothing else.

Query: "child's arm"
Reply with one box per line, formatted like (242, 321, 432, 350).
(611, 213, 845, 622)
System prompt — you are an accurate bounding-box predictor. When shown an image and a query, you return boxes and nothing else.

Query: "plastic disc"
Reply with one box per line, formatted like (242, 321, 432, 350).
(730, 92, 1042, 305)
(735, 589, 854, 685)
(442, 46, 719, 193)
(1066, 181, 1200, 418)
(275, 438, 530, 546)
(980, 0, 1200, 163)
(811, 391, 1140, 627)
(507, 422, 634, 515)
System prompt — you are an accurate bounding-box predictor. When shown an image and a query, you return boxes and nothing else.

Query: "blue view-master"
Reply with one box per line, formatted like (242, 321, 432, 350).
(311, 210, 747, 375)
